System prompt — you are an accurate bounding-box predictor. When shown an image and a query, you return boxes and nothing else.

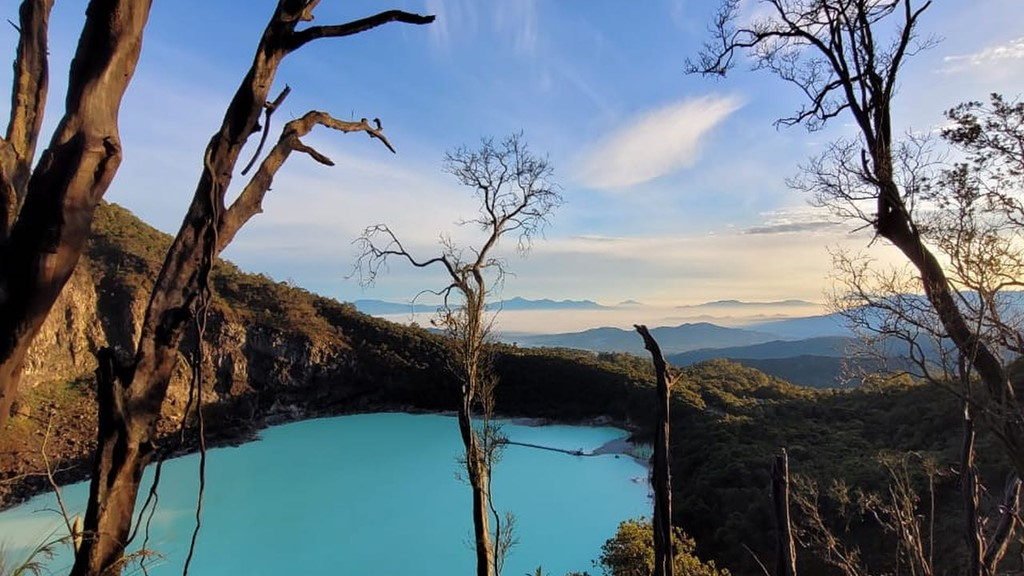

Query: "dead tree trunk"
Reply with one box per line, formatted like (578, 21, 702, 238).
(772, 449, 797, 576)
(70, 4, 431, 575)
(961, 400, 985, 576)
(459, 389, 495, 576)
(454, 290, 496, 576)
(635, 324, 673, 576)
(983, 473, 1021, 573)
(0, 0, 151, 426)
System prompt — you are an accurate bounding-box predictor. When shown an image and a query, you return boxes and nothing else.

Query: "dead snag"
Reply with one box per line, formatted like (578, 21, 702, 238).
(635, 324, 674, 576)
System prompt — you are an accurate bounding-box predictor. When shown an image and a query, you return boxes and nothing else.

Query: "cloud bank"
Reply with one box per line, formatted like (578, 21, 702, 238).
(575, 95, 743, 189)
(943, 36, 1024, 73)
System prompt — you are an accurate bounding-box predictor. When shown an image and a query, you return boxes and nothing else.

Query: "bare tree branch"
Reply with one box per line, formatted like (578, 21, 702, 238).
(0, 0, 53, 237)
(219, 111, 396, 249)
(355, 133, 559, 576)
(287, 9, 434, 51)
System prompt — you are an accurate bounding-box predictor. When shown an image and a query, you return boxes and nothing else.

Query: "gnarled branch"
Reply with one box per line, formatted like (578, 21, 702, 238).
(219, 111, 395, 248)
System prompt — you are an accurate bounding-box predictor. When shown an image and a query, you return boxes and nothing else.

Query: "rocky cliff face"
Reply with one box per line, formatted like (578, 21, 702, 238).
(21, 259, 359, 421)
(23, 264, 106, 389)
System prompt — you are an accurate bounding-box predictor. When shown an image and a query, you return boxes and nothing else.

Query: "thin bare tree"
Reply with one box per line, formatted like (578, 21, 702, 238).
(69, 3, 433, 575)
(356, 133, 561, 576)
(772, 449, 797, 576)
(688, 0, 1024, 483)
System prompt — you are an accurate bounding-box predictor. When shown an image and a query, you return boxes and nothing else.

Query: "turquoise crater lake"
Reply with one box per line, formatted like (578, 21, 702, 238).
(0, 413, 650, 575)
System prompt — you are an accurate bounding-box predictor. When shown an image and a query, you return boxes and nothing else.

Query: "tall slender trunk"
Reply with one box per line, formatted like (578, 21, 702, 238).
(455, 290, 495, 576)
(961, 399, 985, 576)
(772, 449, 797, 576)
(635, 325, 673, 576)
(459, 400, 495, 576)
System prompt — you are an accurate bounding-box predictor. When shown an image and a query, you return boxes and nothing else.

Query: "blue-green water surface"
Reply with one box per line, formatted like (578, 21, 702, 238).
(0, 413, 649, 575)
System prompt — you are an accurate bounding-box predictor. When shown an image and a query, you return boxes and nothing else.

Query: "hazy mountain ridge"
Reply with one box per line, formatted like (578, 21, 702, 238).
(667, 335, 855, 363)
(354, 297, 607, 315)
(746, 313, 853, 339)
(676, 298, 819, 309)
(665, 337, 862, 388)
(511, 322, 782, 355)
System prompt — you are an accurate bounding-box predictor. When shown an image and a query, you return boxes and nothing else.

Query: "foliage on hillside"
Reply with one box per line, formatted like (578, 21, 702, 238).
(596, 517, 729, 576)
(11, 202, 1014, 575)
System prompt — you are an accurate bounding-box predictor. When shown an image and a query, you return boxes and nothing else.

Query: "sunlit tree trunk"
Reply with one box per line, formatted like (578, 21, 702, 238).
(71, 4, 431, 574)
(0, 0, 151, 426)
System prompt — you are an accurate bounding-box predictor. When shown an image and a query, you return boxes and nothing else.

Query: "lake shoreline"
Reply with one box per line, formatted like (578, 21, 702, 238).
(0, 400, 646, 511)
(0, 413, 652, 575)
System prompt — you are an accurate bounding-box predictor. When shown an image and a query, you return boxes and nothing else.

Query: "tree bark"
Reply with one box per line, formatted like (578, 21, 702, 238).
(875, 165, 1024, 477)
(961, 401, 985, 576)
(984, 472, 1021, 574)
(1, 0, 52, 236)
(635, 324, 673, 576)
(70, 4, 431, 575)
(772, 449, 797, 576)
(0, 0, 151, 427)
(459, 395, 495, 576)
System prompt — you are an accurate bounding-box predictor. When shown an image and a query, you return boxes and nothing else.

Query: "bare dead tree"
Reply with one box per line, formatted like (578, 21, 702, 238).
(790, 475, 868, 576)
(690, 0, 1024, 485)
(0, 0, 152, 426)
(959, 358, 1022, 576)
(68, 4, 433, 575)
(634, 325, 674, 576)
(772, 449, 798, 576)
(821, 99, 1024, 572)
(829, 259, 1024, 573)
(356, 133, 560, 576)
(791, 453, 938, 576)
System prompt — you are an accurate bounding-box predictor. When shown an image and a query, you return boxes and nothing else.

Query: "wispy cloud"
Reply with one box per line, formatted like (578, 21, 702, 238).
(423, 0, 478, 52)
(743, 207, 842, 235)
(495, 0, 539, 55)
(942, 36, 1024, 73)
(424, 0, 539, 55)
(574, 95, 744, 189)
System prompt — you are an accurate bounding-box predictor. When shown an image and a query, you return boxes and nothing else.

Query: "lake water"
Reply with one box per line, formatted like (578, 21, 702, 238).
(0, 413, 649, 575)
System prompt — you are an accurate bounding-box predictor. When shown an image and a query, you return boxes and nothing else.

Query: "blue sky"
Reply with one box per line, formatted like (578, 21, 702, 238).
(3, 1, 1024, 311)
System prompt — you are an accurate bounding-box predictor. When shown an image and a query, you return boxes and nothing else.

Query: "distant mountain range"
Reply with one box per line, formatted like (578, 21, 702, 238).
(665, 336, 860, 388)
(492, 297, 607, 311)
(355, 296, 830, 316)
(675, 299, 820, 310)
(511, 322, 780, 355)
(745, 314, 852, 339)
(666, 335, 854, 363)
(352, 295, 978, 389)
(353, 297, 607, 315)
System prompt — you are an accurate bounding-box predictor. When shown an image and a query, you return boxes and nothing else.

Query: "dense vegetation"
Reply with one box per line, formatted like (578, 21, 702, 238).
(7, 202, 1015, 575)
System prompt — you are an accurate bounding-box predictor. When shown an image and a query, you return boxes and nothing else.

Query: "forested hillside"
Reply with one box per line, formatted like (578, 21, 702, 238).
(4, 203, 1014, 574)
